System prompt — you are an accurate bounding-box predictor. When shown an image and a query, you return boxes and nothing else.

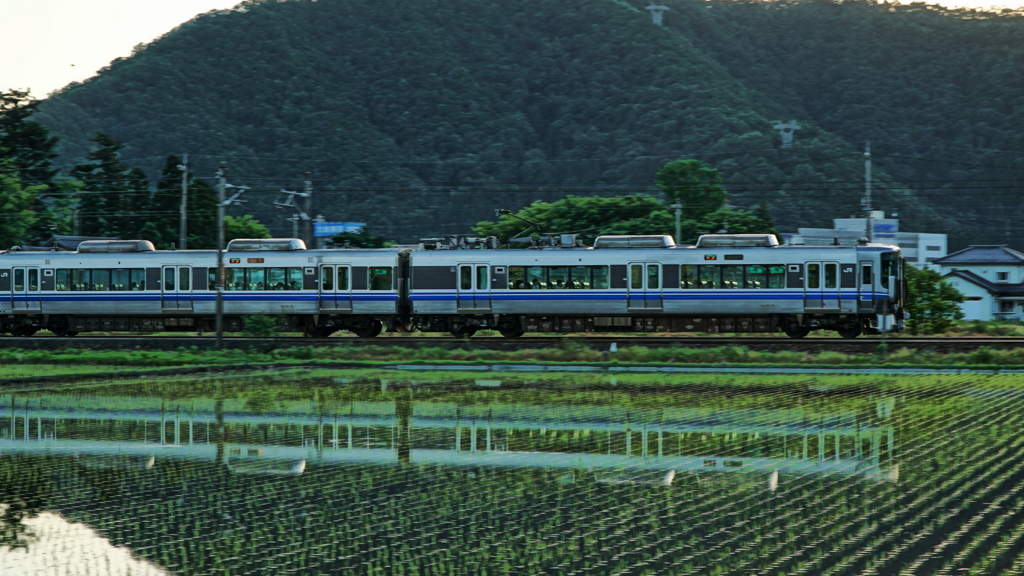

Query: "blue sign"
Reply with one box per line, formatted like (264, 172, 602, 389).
(314, 222, 365, 237)
(874, 223, 897, 234)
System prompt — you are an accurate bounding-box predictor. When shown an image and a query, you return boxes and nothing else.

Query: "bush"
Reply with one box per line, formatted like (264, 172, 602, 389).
(242, 315, 279, 339)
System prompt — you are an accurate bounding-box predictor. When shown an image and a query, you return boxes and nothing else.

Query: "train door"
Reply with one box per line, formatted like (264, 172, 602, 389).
(858, 260, 874, 307)
(319, 265, 352, 312)
(161, 266, 193, 311)
(804, 261, 840, 310)
(12, 267, 41, 312)
(456, 264, 491, 312)
(627, 262, 663, 310)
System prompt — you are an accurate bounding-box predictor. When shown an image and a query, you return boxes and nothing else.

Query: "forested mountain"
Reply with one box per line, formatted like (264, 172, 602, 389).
(31, 0, 1024, 246)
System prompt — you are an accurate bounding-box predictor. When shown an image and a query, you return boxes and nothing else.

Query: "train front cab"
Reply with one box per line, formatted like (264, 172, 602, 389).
(786, 245, 906, 339)
(868, 246, 906, 334)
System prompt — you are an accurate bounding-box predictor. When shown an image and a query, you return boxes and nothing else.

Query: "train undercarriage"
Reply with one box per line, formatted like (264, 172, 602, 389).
(2, 312, 879, 339)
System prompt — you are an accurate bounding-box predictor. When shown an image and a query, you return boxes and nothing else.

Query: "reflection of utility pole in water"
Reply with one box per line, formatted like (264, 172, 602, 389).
(215, 399, 226, 468)
(396, 400, 412, 465)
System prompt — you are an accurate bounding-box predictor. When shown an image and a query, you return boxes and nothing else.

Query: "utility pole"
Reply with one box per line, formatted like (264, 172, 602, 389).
(215, 164, 226, 349)
(671, 204, 683, 244)
(274, 177, 312, 243)
(303, 173, 313, 246)
(213, 164, 249, 350)
(864, 141, 873, 242)
(178, 154, 188, 249)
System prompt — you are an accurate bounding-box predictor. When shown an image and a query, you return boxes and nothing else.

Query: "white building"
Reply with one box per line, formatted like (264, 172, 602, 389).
(786, 215, 947, 270)
(932, 245, 1024, 321)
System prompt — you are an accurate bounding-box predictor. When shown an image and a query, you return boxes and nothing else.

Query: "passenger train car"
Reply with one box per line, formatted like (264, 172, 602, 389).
(0, 234, 906, 339)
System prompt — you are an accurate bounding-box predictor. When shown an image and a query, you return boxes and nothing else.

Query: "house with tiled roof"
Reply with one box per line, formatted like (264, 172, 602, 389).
(932, 245, 1024, 320)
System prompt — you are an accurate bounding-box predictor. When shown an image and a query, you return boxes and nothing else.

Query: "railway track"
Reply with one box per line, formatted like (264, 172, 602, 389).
(0, 334, 1021, 353)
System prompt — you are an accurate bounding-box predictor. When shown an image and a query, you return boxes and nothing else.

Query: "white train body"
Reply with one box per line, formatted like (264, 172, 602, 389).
(0, 234, 906, 339)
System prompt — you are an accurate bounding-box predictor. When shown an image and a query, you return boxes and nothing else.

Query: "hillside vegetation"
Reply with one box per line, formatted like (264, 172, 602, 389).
(32, 0, 1024, 245)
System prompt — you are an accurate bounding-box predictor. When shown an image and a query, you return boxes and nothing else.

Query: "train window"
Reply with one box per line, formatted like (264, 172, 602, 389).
(807, 263, 820, 289)
(647, 265, 660, 289)
(131, 269, 145, 290)
(476, 266, 488, 290)
(87, 269, 108, 291)
(336, 267, 348, 291)
(267, 268, 287, 290)
(861, 264, 873, 285)
(56, 269, 70, 291)
(111, 269, 127, 291)
(767, 266, 786, 289)
(13, 269, 24, 291)
(370, 267, 393, 290)
(880, 253, 897, 288)
(460, 266, 472, 290)
(179, 268, 191, 291)
(247, 268, 266, 290)
(322, 267, 334, 291)
(824, 263, 837, 289)
(630, 265, 643, 290)
(224, 268, 243, 291)
(288, 268, 304, 289)
(721, 266, 742, 289)
(72, 269, 88, 291)
(509, 265, 608, 289)
(548, 267, 569, 289)
(698, 265, 720, 289)
(28, 269, 38, 291)
(509, 266, 527, 289)
(522, 267, 543, 289)
(745, 265, 765, 289)
(569, 266, 590, 289)
(680, 265, 697, 289)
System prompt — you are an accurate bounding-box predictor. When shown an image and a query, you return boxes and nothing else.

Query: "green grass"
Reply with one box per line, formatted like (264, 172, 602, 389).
(3, 340, 1024, 374)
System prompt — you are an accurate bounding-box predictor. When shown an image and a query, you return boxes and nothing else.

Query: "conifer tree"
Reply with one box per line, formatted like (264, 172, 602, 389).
(0, 90, 59, 243)
(70, 133, 149, 238)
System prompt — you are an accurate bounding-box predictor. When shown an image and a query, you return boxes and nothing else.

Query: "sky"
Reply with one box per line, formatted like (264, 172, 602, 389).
(2, 0, 1022, 99)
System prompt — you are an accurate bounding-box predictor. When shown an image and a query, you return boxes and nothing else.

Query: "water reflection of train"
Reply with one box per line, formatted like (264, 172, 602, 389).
(0, 233, 906, 339)
(0, 395, 899, 484)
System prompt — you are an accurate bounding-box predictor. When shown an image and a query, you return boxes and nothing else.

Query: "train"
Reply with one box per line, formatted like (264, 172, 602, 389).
(0, 233, 906, 339)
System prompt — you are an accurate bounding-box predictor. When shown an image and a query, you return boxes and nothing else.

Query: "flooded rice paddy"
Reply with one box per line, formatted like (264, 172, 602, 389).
(1, 371, 1023, 575)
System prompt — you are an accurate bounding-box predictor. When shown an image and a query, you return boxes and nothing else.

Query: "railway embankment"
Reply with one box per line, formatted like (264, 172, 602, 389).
(2, 338, 1024, 387)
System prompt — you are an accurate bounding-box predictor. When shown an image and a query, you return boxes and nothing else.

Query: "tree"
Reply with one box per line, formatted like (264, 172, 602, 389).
(0, 90, 58, 188)
(0, 173, 38, 248)
(70, 133, 149, 239)
(186, 179, 218, 248)
(696, 207, 777, 238)
(149, 155, 188, 248)
(655, 160, 727, 221)
(326, 228, 390, 248)
(225, 215, 271, 240)
(473, 196, 672, 242)
(905, 266, 965, 335)
(1, 90, 60, 243)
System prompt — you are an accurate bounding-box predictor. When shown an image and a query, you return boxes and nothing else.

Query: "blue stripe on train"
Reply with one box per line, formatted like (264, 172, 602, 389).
(411, 291, 879, 302)
(11, 293, 397, 303)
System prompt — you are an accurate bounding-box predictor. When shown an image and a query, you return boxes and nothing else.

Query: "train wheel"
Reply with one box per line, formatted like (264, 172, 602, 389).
(837, 321, 862, 339)
(352, 320, 383, 338)
(497, 318, 524, 338)
(450, 326, 477, 338)
(11, 325, 38, 337)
